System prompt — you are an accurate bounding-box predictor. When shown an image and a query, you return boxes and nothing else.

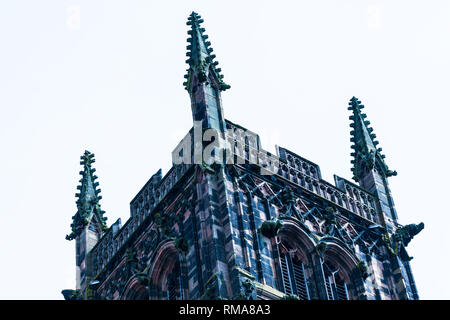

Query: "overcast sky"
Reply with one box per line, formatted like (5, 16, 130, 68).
(0, 0, 448, 299)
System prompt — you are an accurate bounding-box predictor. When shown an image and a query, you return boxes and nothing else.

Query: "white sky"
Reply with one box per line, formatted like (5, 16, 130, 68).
(0, 0, 448, 299)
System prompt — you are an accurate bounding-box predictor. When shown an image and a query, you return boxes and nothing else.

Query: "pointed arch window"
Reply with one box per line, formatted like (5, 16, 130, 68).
(127, 284, 150, 300)
(150, 242, 186, 300)
(166, 260, 183, 300)
(323, 261, 349, 300)
(121, 277, 151, 300)
(278, 246, 310, 300)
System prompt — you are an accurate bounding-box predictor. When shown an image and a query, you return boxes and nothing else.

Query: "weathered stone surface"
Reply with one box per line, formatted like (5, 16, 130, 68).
(62, 12, 422, 301)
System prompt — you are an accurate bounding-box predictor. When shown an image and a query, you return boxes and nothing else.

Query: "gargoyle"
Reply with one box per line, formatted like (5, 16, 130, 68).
(393, 222, 424, 247)
(61, 289, 82, 300)
(259, 218, 283, 238)
(383, 222, 424, 261)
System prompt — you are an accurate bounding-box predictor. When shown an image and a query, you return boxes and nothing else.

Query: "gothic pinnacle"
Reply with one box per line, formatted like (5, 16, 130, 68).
(348, 97, 397, 182)
(183, 11, 230, 91)
(66, 150, 108, 241)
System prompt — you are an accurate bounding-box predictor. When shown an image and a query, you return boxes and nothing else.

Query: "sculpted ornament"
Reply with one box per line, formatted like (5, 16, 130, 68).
(383, 223, 424, 261)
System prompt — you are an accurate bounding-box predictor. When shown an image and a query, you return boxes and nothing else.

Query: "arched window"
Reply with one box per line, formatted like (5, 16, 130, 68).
(122, 278, 150, 300)
(323, 261, 349, 300)
(149, 241, 185, 300)
(278, 244, 310, 300)
(128, 285, 150, 300)
(166, 260, 183, 300)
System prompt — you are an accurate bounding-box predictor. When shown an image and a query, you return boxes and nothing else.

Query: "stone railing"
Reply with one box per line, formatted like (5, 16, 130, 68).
(90, 163, 192, 275)
(278, 147, 322, 180)
(277, 160, 379, 223)
(224, 129, 379, 224)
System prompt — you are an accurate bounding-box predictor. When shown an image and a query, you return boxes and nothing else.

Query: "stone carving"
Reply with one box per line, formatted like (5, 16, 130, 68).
(61, 289, 82, 300)
(259, 218, 283, 238)
(234, 278, 256, 300)
(383, 223, 424, 261)
(356, 260, 369, 280)
(175, 237, 189, 254)
(279, 187, 302, 220)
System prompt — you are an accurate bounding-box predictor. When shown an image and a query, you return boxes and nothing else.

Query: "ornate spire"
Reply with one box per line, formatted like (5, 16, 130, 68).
(66, 150, 107, 240)
(348, 97, 397, 182)
(183, 11, 230, 91)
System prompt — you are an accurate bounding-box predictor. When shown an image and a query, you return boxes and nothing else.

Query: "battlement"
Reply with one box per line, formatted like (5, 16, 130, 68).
(274, 146, 379, 224)
(88, 163, 193, 277)
(277, 146, 322, 180)
(88, 120, 382, 278)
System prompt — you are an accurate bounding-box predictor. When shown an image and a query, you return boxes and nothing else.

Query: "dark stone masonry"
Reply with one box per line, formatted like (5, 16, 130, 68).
(62, 12, 423, 300)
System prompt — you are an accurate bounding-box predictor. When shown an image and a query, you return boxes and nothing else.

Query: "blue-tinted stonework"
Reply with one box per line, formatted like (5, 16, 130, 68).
(62, 12, 423, 301)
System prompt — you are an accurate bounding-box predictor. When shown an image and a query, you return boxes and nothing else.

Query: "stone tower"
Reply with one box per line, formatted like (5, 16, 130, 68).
(63, 12, 423, 300)
(63, 151, 108, 299)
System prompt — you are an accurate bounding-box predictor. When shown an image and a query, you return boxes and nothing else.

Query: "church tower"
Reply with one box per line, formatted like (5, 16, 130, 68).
(63, 13, 423, 300)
